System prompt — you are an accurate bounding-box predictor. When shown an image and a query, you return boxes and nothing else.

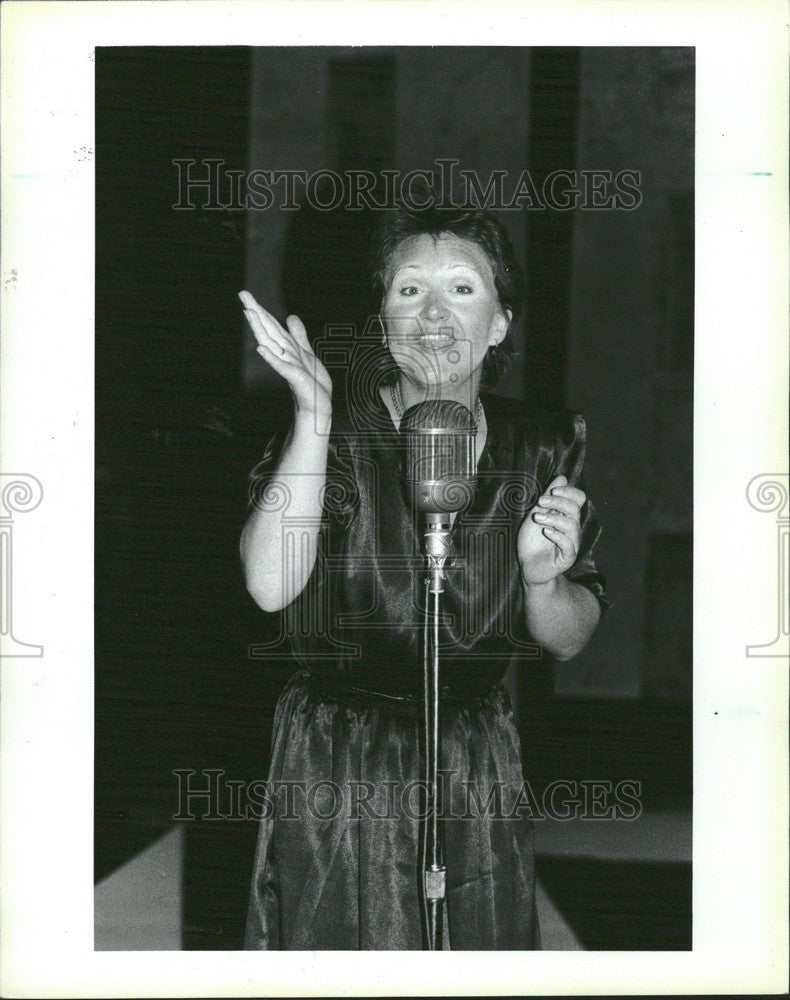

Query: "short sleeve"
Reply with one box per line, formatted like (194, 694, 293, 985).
(551, 412, 611, 613)
(246, 426, 359, 531)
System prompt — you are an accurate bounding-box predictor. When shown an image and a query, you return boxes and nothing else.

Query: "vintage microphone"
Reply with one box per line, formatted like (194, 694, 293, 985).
(400, 399, 477, 950)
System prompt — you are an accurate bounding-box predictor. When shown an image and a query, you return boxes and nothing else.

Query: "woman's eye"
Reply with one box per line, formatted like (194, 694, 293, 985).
(399, 285, 420, 296)
(454, 283, 474, 294)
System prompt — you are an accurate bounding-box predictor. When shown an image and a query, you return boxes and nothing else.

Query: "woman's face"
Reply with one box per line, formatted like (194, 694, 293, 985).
(381, 233, 510, 393)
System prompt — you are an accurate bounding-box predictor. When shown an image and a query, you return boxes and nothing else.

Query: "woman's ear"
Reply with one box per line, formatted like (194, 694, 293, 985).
(490, 307, 512, 347)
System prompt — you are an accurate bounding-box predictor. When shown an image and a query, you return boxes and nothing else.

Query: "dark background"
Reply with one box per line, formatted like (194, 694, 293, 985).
(96, 46, 693, 950)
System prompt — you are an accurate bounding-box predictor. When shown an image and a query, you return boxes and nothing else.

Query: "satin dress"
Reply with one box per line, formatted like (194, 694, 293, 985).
(244, 390, 608, 950)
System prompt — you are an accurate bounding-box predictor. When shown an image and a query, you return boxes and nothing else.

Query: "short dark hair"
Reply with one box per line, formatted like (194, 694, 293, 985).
(370, 205, 523, 389)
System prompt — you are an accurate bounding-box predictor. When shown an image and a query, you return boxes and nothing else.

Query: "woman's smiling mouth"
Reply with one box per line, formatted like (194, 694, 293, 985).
(417, 330, 456, 348)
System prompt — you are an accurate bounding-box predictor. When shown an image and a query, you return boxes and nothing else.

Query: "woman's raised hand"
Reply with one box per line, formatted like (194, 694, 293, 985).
(239, 290, 332, 423)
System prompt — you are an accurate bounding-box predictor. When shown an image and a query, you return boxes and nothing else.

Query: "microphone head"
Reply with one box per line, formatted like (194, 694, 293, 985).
(401, 399, 477, 515)
(400, 398, 477, 434)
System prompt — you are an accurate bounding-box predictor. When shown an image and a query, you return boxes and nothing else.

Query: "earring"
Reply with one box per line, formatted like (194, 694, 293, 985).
(379, 314, 387, 346)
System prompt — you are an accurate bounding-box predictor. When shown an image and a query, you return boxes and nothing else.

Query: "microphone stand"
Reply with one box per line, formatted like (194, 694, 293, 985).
(401, 398, 476, 951)
(421, 512, 452, 951)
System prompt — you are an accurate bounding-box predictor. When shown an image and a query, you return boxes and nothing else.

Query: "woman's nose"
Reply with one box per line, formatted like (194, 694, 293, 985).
(420, 293, 448, 322)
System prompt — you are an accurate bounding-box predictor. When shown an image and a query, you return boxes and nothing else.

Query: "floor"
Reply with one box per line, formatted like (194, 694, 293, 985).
(95, 809, 691, 951)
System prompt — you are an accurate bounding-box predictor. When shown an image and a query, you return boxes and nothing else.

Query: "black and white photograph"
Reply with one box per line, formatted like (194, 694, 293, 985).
(1, 2, 787, 996)
(94, 43, 693, 953)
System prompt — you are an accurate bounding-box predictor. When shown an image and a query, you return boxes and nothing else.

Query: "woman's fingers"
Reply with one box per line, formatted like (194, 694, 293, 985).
(239, 290, 296, 356)
(285, 314, 312, 354)
(533, 508, 577, 533)
(551, 484, 586, 507)
(284, 314, 334, 393)
(536, 475, 586, 523)
(544, 476, 586, 506)
(240, 292, 333, 407)
(540, 524, 576, 562)
(239, 290, 278, 332)
(239, 289, 280, 325)
(530, 503, 579, 561)
(532, 507, 580, 565)
(245, 308, 299, 364)
(254, 340, 301, 379)
(239, 290, 305, 367)
(240, 293, 323, 378)
(536, 493, 581, 520)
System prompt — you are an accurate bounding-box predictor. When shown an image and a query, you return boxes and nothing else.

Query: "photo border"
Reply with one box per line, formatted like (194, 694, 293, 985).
(1, 1, 787, 996)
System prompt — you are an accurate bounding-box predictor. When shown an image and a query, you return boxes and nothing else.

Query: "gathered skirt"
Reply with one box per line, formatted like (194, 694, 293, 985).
(244, 669, 540, 950)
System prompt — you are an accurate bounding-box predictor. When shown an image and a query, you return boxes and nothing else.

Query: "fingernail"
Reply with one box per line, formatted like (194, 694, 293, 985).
(538, 496, 550, 506)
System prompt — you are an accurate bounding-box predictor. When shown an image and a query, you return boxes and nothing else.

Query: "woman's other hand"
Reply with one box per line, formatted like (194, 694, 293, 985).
(517, 475, 585, 587)
(239, 290, 332, 423)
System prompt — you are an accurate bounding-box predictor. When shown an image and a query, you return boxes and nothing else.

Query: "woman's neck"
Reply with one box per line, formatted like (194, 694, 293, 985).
(395, 373, 483, 414)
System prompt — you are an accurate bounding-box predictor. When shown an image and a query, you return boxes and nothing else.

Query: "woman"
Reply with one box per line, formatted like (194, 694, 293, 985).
(240, 206, 608, 950)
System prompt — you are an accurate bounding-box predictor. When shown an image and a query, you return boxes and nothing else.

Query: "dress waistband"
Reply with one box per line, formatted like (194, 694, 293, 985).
(305, 671, 502, 714)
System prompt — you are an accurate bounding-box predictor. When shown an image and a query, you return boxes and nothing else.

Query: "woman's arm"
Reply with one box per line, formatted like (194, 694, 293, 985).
(238, 291, 333, 613)
(242, 412, 331, 612)
(521, 572, 601, 662)
(517, 473, 602, 660)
